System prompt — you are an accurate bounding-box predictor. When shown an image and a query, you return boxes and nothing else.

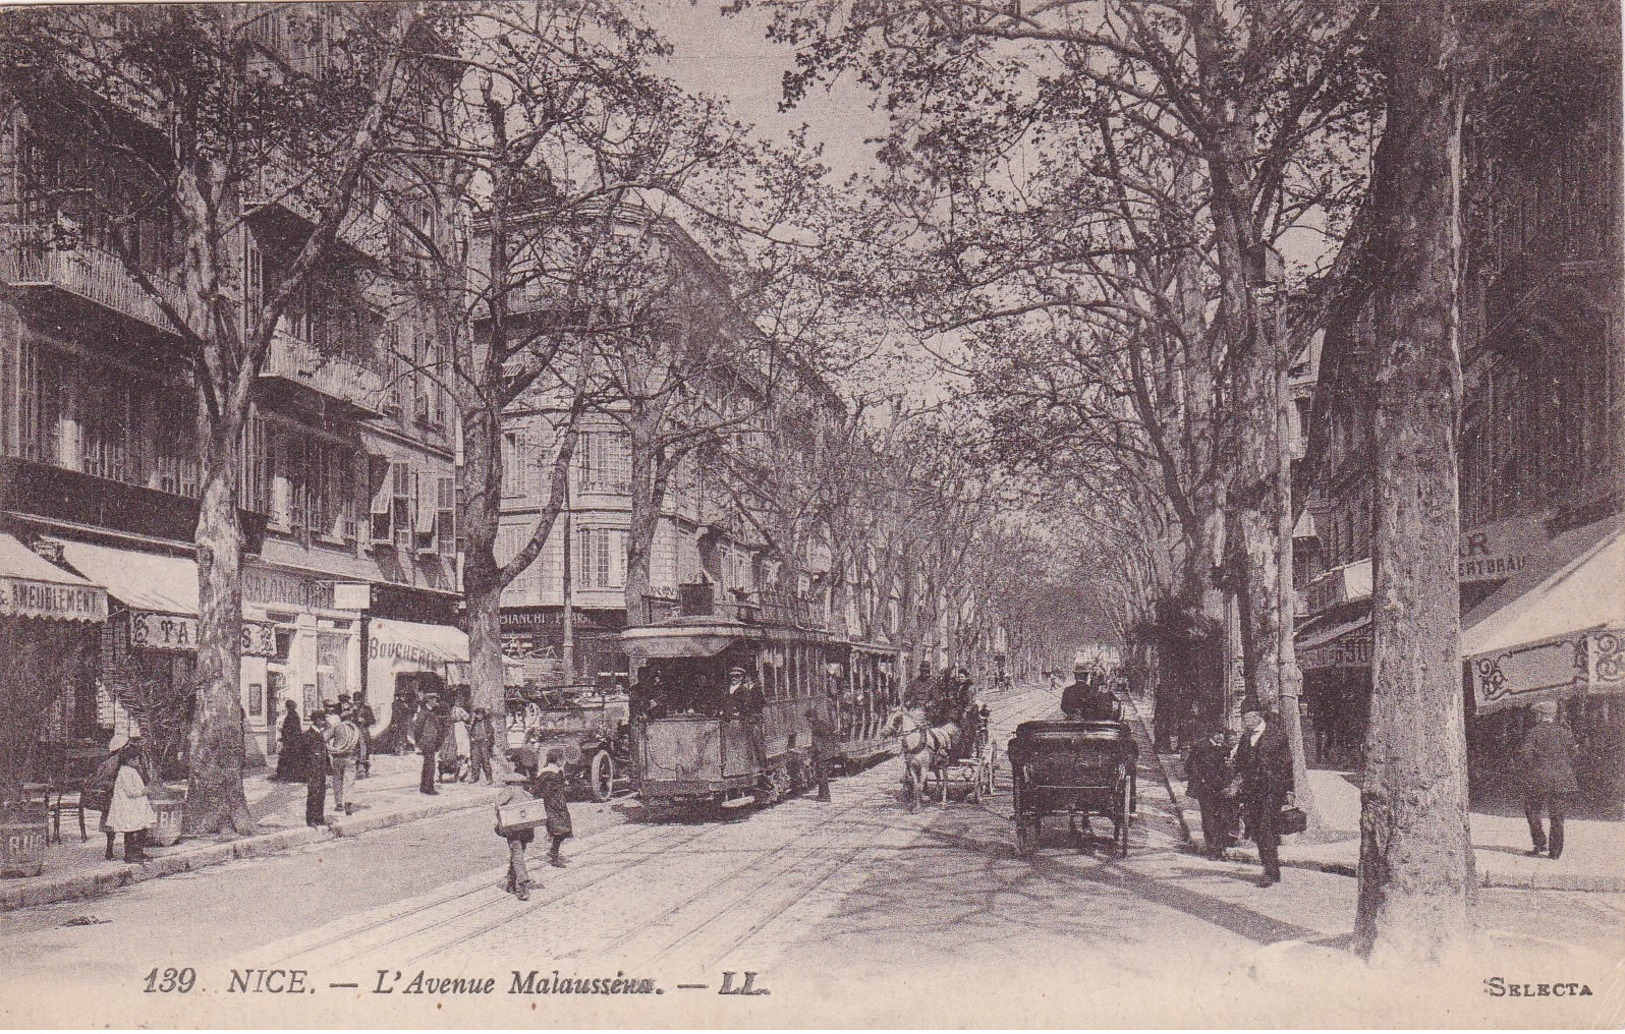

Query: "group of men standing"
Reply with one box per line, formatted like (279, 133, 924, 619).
(1185, 702, 1295, 887)
(270, 695, 373, 828)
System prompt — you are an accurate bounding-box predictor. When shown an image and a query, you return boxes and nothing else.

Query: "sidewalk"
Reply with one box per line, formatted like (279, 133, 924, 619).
(1128, 693, 1625, 892)
(0, 753, 504, 912)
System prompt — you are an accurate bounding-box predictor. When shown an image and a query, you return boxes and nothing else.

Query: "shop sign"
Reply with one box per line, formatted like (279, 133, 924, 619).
(369, 635, 446, 667)
(131, 611, 197, 652)
(242, 621, 277, 658)
(0, 577, 106, 622)
(502, 608, 626, 633)
(1459, 516, 1546, 583)
(132, 612, 278, 656)
(333, 582, 372, 611)
(244, 568, 333, 611)
(1301, 631, 1372, 671)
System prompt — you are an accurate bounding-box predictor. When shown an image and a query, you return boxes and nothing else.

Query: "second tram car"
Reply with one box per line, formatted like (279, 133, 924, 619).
(620, 614, 901, 809)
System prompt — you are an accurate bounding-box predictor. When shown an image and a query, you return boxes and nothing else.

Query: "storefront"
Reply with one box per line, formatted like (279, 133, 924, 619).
(500, 607, 629, 684)
(367, 618, 468, 749)
(0, 533, 107, 789)
(1463, 515, 1625, 813)
(53, 539, 362, 765)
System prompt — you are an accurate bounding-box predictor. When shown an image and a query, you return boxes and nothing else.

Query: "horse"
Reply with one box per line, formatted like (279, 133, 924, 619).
(883, 707, 958, 813)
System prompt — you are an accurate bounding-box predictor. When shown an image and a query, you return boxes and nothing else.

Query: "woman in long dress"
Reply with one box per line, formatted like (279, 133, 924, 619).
(104, 741, 156, 863)
(449, 703, 472, 781)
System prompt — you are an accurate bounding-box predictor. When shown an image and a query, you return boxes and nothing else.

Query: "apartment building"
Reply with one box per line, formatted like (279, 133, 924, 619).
(492, 213, 842, 683)
(1301, 12, 1624, 808)
(0, 5, 465, 766)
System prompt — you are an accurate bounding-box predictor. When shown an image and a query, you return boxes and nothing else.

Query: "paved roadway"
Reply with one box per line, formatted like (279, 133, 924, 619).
(2, 681, 1621, 1027)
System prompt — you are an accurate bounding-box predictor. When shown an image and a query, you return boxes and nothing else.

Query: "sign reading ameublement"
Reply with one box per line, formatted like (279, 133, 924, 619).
(0, 577, 106, 622)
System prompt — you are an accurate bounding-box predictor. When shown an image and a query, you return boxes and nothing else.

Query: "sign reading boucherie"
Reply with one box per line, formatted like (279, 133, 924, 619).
(0, 577, 107, 622)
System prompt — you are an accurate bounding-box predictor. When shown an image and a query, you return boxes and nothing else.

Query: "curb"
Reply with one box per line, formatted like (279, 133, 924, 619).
(1127, 700, 1625, 893)
(0, 788, 502, 913)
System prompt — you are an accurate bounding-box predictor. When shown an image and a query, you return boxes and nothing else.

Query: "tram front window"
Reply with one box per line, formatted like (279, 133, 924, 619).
(634, 659, 750, 718)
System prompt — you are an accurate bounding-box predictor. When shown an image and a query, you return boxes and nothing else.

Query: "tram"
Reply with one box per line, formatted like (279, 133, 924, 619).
(620, 614, 901, 809)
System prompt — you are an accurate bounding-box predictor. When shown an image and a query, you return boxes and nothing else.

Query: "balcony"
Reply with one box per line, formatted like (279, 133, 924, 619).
(0, 241, 181, 336)
(258, 328, 386, 419)
(243, 163, 387, 264)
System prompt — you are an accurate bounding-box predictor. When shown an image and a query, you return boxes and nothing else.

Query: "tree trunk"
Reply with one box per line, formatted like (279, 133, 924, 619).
(458, 405, 509, 727)
(1355, 0, 1475, 964)
(184, 406, 254, 836)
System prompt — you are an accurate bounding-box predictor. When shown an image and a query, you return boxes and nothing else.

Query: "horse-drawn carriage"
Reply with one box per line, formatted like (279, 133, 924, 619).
(1008, 719, 1138, 857)
(886, 701, 994, 812)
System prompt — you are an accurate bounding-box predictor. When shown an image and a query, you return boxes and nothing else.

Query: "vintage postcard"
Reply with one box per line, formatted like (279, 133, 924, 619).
(0, 0, 1620, 1028)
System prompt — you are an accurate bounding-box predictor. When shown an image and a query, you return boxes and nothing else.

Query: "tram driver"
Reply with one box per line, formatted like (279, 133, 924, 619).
(718, 665, 765, 717)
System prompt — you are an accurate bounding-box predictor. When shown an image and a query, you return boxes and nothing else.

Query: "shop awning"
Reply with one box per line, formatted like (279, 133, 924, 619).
(56, 539, 196, 616)
(368, 617, 468, 667)
(0, 534, 106, 623)
(1463, 515, 1625, 713)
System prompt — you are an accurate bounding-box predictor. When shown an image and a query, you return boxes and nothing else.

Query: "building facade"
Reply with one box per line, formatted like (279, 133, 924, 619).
(1301, 12, 1623, 808)
(0, 6, 466, 772)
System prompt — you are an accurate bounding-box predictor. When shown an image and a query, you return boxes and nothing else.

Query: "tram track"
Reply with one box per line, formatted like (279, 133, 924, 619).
(243, 815, 709, 969)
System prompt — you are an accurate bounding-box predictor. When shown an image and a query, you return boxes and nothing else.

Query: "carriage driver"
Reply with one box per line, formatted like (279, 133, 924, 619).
(1061, 661, 1122, 721)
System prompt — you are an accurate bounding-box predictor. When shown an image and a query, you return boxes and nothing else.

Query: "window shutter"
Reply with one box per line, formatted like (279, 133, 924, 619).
(436, 476, 456, 558)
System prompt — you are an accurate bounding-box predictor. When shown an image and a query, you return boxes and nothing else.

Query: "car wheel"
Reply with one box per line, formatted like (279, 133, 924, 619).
(590, 750, 615, 802)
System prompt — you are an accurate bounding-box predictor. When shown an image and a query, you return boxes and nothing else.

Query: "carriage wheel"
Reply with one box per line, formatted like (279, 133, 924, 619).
(589, 751, 615, 803)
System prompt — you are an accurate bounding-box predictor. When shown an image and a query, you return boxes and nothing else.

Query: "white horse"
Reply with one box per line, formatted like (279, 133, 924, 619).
(883, 707, 958, 813)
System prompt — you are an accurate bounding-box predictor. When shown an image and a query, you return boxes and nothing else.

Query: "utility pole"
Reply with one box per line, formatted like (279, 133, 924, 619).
(561, 475, 575, 683)
(1274, 292, 1315, 823)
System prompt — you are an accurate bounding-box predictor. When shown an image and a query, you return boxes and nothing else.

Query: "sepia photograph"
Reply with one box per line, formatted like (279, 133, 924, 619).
(0, 0, 1619, 1028)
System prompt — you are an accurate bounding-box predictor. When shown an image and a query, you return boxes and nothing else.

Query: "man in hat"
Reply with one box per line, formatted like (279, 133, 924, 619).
(805, 703, 838, 802)
(1520, 700, 1579, 859)
(1234, 700, 1294, 886)
(1186, 725, 1239, 860)
(413, 694, 448, 795)
(719, 665, 764, 717)
(303, 712, 329, 827)
(1061, 662, 1121, 722)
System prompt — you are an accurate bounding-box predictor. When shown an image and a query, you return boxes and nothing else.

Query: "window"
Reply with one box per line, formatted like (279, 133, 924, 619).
(501, 432, 528, 498)
(436, 476, 456, 558)
(391, 462, 415, 551)
(576, 431, 631, 494)
(574, 527, 627, 589)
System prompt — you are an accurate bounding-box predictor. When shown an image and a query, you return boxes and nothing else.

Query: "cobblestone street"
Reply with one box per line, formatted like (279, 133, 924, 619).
(3, 682, 1620, 1027)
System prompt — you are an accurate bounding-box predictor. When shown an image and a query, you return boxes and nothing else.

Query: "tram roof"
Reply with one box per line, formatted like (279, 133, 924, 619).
(620, 615, 825, 658)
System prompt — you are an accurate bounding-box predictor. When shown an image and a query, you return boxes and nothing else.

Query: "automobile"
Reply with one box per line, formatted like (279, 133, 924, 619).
(506, 684, 631, 802)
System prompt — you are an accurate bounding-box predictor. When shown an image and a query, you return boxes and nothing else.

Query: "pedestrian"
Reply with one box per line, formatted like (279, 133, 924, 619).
(304, 711, 329, 827)
(496, 759, 538, 900)
(414, 695, 447, 795)
(103, 737, 155, 863)
(805, 704, 837, 802)
(1185, 726, 1238, 860)
(1234, 700, 1294, 887)
(324, 709, 360, 816)
(84, 735, 125, 861)
(348, 696, 375, 779)
(535, 747, 573, 868)
(1520, 699, 1579, 860)
(273, 700, 302, 782)
(469, 707, 495, 785)
(449, 702, 473, 781)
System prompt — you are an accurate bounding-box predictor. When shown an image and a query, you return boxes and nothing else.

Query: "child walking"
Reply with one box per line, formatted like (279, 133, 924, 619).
(536, 747, 573, 867)
(496, 763, 537, 900)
